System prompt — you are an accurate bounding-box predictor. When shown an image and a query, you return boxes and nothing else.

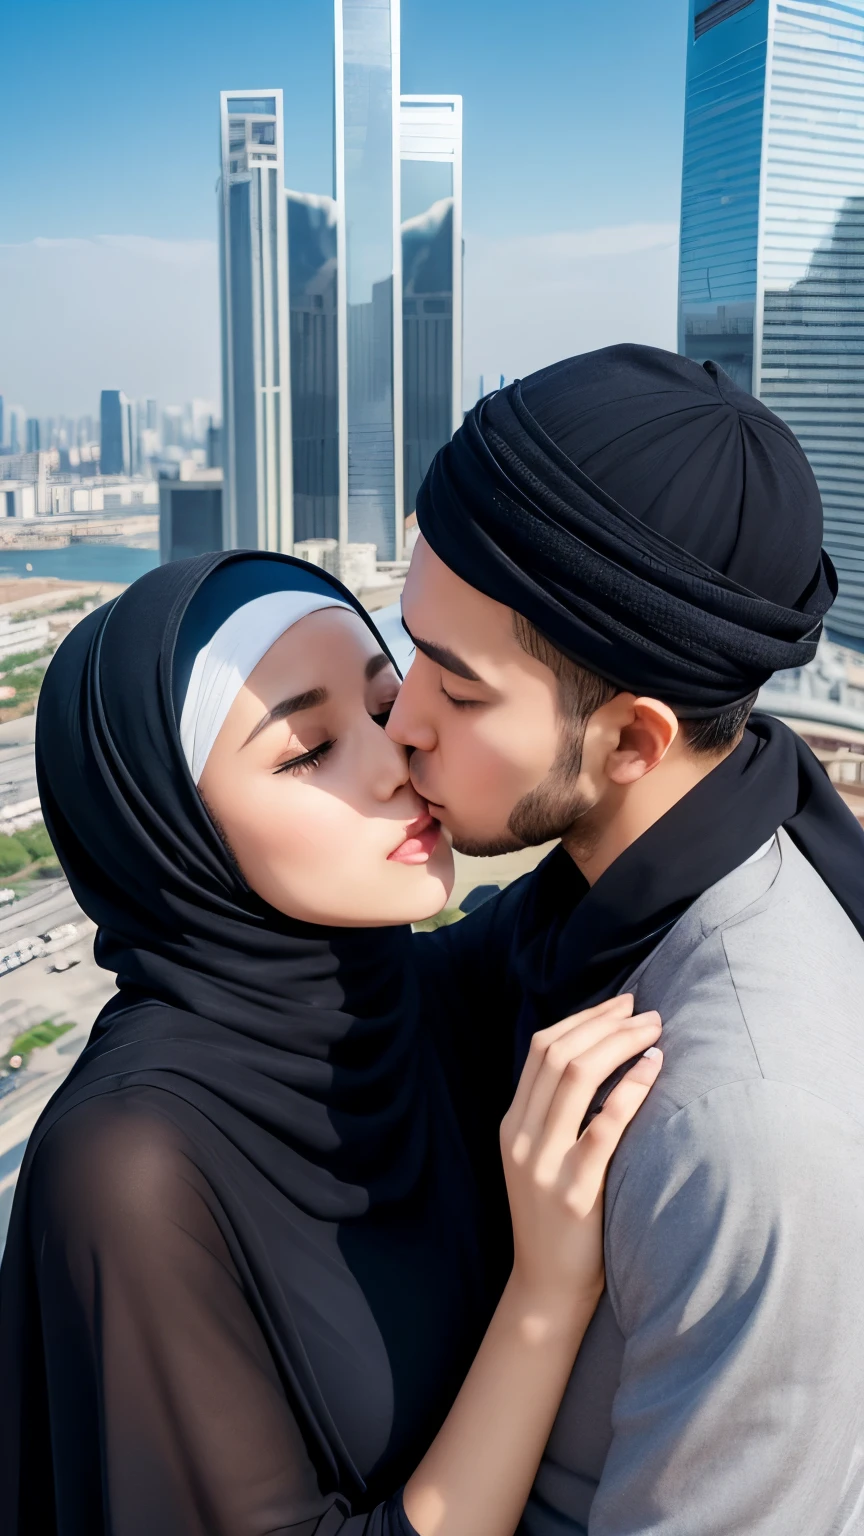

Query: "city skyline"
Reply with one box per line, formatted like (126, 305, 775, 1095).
(0, 0, 687, 418)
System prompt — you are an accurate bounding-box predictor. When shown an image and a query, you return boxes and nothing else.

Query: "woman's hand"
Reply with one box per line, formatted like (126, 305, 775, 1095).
(501, 994, 662, 1316)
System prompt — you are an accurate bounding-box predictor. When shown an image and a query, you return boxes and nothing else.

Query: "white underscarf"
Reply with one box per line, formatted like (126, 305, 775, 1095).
(179, 590, 353, 784)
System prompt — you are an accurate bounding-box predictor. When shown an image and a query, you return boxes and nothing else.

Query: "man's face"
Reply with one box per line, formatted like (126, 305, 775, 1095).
(387, 537, 579, 855)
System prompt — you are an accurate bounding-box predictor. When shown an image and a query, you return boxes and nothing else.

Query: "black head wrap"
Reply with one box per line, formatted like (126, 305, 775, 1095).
(417, 344, 837, 716)
(0, 551, 486, 1522)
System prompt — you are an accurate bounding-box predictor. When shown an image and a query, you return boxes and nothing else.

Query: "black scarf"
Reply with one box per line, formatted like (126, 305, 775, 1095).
(512, 713, 864, 1068)
(0, 551, 486, 1523)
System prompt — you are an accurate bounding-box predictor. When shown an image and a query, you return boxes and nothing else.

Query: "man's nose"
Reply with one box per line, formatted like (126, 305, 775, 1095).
(386, 668, 437, 752)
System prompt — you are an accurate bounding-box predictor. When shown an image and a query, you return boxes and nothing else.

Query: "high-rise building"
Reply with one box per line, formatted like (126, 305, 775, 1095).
(219, 90, 292, 552)
(334, 0, 402, 559)
(286, 190, 340, 543)
(25, 419, 41, 454)
(160, 479, 224, 563)
(400, 96, 463, 519)
(679, 0, 864, 645)
(100, 390, 132, 475)
(220, 5, 462, 563)
(0, 397, 4, 450)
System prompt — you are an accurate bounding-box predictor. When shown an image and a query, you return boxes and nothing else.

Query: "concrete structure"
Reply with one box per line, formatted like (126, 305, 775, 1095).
(219, 90, 292, 554)
(679, 0, 864, 646)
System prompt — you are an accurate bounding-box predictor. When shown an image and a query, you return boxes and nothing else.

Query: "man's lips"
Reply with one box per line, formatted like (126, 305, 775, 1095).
(388, 813, 441, 864)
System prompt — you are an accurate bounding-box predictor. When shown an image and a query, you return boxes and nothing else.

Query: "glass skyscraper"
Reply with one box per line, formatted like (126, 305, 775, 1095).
(286, 190, 340, 543)
(99, 390, 131, 476)
(334, 0, 401, 559)
(680, 0, 864, 644)
(219, 91, 292, 552)
(400, 96, 463, 520)
(219, 4, 462, 563)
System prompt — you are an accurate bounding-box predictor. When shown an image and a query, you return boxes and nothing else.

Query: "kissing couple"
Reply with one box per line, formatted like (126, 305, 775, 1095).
(3, 345, 863, 1535)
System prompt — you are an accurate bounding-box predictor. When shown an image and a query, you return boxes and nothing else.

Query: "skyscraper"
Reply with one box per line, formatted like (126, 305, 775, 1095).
(679, 0, 864, 645)
(400, 95, 463, 520)
(220, 4, 463, 563)
(219, 90, 292, 552)
(334, 0, 401, 559)
(286, 190, 340, 542)
(100, 390, 132, 475)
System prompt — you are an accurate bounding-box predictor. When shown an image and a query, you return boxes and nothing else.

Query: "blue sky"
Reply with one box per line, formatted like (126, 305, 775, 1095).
(1, 0, 689, 413)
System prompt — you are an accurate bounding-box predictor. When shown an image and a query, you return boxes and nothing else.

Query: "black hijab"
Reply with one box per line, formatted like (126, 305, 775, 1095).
(417, 345, 837, 716)
(0, 551, 486, 1524)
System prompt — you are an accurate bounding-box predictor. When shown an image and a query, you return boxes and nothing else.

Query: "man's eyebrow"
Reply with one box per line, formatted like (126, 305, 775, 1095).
(365, 652, 392, 681)
(400, 618, 482, 683)
(241, 687, 328, 748)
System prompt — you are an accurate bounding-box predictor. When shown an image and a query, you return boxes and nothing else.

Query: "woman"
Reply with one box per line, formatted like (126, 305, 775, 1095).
(0, 551, 661, 1535)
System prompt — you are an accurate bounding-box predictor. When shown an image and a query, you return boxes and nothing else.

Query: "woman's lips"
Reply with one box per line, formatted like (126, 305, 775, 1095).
(388, 814, 441, 865)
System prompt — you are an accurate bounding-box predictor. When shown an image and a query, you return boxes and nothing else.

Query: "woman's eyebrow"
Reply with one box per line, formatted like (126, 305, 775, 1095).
(242, 688, 328, 748)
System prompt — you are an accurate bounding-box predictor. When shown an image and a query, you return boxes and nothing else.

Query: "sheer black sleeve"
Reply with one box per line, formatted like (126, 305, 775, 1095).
(28, 1087, 417, 1536)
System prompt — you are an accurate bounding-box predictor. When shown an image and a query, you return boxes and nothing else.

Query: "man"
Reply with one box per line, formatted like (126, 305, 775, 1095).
(387, 346, 864, 1534)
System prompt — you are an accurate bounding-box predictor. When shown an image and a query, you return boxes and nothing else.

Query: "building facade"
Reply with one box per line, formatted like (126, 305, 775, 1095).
(99, 391, 132, 476)
(680, 0, 864, 644)
(400, 95, 463, 521)
(219, 90, 292, 553)
(160, 479, 224, 564)
(220, 3, 462, 565)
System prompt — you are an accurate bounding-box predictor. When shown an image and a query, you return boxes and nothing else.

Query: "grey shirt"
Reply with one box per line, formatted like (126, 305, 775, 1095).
(520, 830, 864, 1534)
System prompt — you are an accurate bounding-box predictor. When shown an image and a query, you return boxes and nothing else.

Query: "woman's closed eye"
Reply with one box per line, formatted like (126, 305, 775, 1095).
(273, 740, 335, 776)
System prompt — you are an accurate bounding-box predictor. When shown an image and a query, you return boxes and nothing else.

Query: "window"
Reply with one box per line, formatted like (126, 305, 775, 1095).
(694, 0, 755, 39)
(251, 122, 275, 145)
(226, 97, 276, 115)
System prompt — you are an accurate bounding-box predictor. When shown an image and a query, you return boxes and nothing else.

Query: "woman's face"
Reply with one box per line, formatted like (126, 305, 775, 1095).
(198, 606, 455, 926)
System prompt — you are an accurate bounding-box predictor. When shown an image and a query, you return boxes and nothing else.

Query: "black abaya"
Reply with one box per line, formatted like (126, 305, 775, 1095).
(0, 553, 489, 1535)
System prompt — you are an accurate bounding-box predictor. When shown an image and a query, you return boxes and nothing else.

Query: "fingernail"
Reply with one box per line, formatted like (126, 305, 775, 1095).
(642, 1046, 662, 1059)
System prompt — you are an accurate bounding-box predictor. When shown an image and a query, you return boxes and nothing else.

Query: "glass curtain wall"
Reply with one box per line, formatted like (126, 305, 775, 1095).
(679, 0, 767, 389)
(337, 0, 399, 559)
(758, 0, 864, 643)
(287, 192, 340, 542)
(401, 159, 454, 518)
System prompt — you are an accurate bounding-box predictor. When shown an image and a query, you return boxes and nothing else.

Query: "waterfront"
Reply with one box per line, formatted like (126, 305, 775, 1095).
(0, 545, 159, 585)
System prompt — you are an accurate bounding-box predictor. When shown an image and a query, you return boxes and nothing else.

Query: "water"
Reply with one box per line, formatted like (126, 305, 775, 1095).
(0, 545, 159, 586)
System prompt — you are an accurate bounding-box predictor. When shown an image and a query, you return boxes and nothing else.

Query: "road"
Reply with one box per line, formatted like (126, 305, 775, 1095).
(0, 905, 117, 1252)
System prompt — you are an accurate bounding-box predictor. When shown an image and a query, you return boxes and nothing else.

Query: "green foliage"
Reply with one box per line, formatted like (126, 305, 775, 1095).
(0, 835, 30, 875)
(412, 907, 466, 934)
(16, 823, 54, 862)
(0, 647, 52, 673)
(4, 1019, 73, 1066)
(57, 592, 100, 612)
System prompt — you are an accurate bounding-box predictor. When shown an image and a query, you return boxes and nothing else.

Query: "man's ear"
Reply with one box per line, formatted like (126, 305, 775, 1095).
(604, 696, 679, 786)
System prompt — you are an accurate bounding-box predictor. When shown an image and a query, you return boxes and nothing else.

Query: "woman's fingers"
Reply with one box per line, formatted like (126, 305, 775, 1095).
(510, 1008, 659, 1154)
(562, 1048, 663, 1207)
(532, 1019, 662, 1182)
(507, 995, 634, 1125)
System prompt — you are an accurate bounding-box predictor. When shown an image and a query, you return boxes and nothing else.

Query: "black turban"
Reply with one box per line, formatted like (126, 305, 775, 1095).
(416, 345, 837, 716)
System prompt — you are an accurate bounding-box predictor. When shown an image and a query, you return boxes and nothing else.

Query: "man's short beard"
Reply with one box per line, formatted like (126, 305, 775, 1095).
(450, 719, 596, 859)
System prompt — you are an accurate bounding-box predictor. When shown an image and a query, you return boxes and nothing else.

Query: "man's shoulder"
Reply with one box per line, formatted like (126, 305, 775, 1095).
(630, 831, 864, 1127)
